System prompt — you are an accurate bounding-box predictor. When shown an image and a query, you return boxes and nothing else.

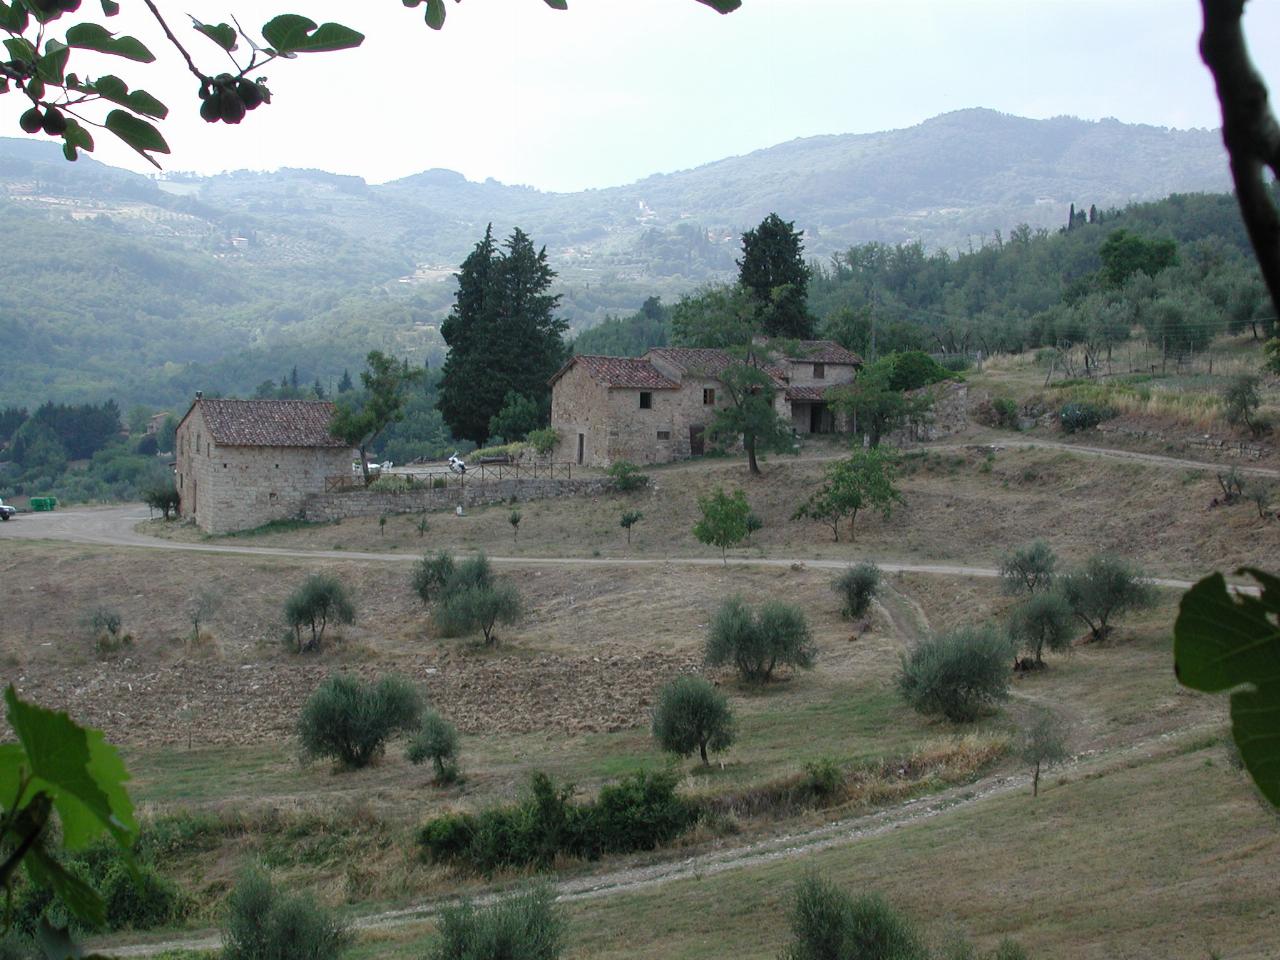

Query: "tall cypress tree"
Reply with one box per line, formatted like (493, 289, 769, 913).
(737, 212, 813, 338)
(438, 225, 567, 444)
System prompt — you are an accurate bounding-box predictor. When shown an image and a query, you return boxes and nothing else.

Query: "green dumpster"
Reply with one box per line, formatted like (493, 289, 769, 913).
(30, 497, 51, 511)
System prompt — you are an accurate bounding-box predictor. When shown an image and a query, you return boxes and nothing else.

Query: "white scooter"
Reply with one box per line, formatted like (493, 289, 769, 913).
(447, 453, 467, 475)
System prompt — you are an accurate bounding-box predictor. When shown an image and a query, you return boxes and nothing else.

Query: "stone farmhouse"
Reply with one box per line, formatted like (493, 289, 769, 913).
(175, 396, 352, 534)
(549, 340, 862, 467)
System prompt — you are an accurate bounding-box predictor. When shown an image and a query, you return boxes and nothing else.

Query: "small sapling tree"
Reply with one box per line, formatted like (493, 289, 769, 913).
(379, 514, 388, 537)
(833, 562, 880, 619)
(705, 596, 816, 684)
(744, 510, 763, 544)
(620, 509, 643, 544)
(417, 514, 430, 538)
(509, 509, 522, 541)
(791, 448, 903, 541)
(896, 626, 1012, 723)
(284, 574, 355, 653)
(693, 486, 751, 563)
(186, 587, 221, 643)
(1248, 483, 1273, 521)
(297, 674, 422, 770)
(407, 709, 461, 784)
(998, 540, 1057, 595)
(1020, 711, 1069, 797)
(1057, 555, 1156, 642)
(1007, 591, 1075, 666)
(651, 676, 735, 765)
(413, 550, 456, 605)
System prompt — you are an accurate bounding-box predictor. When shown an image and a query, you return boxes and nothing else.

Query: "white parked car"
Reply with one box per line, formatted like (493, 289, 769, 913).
(0, 497, 16, 521)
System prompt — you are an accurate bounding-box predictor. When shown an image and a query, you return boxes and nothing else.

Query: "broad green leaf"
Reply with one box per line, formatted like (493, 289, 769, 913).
(543, 0, 569, 9)
(191, 18, 237, 52)
(4, 686, 137, 850)
(35, 41, 69, 85)
(89, 75, 167, 119)
(26, 845, 106, 930)
(100, 0, 119, 15)
(62, 117, 93, 156)
(103, 110, 169, 168)
(65, 23, 155, 63)
(1174, 568, 1280, 807)
(696, 0, 742, 11)
(0, 2, 29, 34)
(424, 0, 446, 30)
(261, 15, 363, 54)
(4, 36, 36, 64)
(0, 742, 27, 813)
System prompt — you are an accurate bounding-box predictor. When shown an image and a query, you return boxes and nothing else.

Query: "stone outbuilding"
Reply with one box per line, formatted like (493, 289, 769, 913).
(175, 396, 352, 534)
(549, 340, 861, 467)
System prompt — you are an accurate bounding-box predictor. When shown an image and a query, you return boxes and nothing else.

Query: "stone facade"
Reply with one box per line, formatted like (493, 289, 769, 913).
(550, 342, 861, 468)
(303, 476, 613, 522)
(176, 398, 352, 534)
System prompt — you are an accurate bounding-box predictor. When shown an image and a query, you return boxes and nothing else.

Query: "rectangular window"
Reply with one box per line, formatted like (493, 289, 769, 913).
(657, 430, 671, 440)
(639, 391, 652, 409)
(703, 388, 715, 405)
(813, 363, 825, 379)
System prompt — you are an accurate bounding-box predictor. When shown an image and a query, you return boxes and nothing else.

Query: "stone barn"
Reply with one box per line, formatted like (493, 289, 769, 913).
(175, 396, 353, 534)
(549, 340, 861, 467)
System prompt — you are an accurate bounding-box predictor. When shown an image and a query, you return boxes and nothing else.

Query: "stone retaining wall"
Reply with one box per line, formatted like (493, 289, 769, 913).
(302, 476, 613, 522)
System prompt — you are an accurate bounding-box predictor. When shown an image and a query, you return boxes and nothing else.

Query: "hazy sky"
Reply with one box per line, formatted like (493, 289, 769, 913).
(7, 0, 1279, 191)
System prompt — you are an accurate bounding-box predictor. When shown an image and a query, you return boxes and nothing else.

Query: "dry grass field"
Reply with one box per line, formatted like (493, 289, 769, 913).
(2, 395, 1276, 958)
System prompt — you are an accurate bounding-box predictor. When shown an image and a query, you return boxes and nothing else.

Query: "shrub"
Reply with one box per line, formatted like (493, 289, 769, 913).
(427, 885, 564, 960)
(223, 867, 351, 960)
(0, 933, 36, 960)
(434, 580, 523, 646)
(896, 626, 1012, 723)
(412, 550, 455, 604)
(705, 596, 816, 684)
(833, 562, 880, 618)
(369, 473, 413, 492)
(84, 606, 130, 653)
(781, 875, 928, 960)
(445, 554, 494, 594)
(744, 510, 763, 542)
(652, 676, 735, 765)
(406, 709, 460, 783)
(803, 758, 844, 799)
(998, 540, 1057, 595)
(433, 476, 448, 490)
(620, 509, 643, 544)
(284, 574, 355, 653)
(298, 673, 422, 770)
(887, 350, 955, 392)
(606, 460, 649, 492)
(1057, 555, 1156, 641)
(101, 861, 184, 930)
(143, 482, 180, 520)
(581, 770, 696, 858)
(1058, 401, 1113, 434)
(1007, 591, 1075, 665)
(977, 395, 1019, 429)
(527, 427, 559, 456)
(1223, 374, 1263, 434)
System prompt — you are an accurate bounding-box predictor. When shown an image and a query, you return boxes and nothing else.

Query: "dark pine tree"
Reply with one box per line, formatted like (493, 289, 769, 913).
(737, 213, 813, 338)
(337, 369, 354, 394)
(438, 226, 567, 444)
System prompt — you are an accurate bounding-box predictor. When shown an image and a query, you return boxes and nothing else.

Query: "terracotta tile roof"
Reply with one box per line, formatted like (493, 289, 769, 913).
(550, 355, 679, 390)
(193, 399, 349, 448)
(785, 385, 832, 402)
(647, 347, 739, 378)
(784, 340, 864, 365)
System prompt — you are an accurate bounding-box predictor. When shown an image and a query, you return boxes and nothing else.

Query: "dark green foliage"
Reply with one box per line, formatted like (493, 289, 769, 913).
(297, 674, 422, 770)
(439, 226, 568, 443)
(100, 861, 184, 931)
(1057, 555, 1156, 641)
(897, 626, 1012, 723)
(527, 427, 559, 456)
(428, 885, 564, 960)
(827, 359, 922, 448)
(1098, 228, 1178, 287)
(738, 213, 813, 338)
(803, 758, 844, 799)
(434, 579, 522, 646)
(487, 391, 544, 443)
(329, 351, 424, 486)
(143, 482, 180, 520)
(406, 709, 460, 784)
(1223, 374, 1262, 433)
(793, 449, 903, 541)
(652, 675, 736, 764)
(573, 297, 670, 357)
(412, 550, 456, 604)
(705, 596, 816, 684)
(416, 770, 695, 871)
(886, 351, 955, 392)
(222, 867, 351, 960)
(1020, 711, 1069, 797)
(998, 540, 1057, 595)
(834, 562, 881, 619)
(284, 574, 355, 653)
(781, 875, 928, 960)
(709, 358, 797, 474)
(620, 509, 643, 544)
(693, 486, 751, 562)
(606, 460, 649, 492)
(0, 933, 36, 960)
(1007, 591, 1075, 665)
(1058, 401, 1113, 434)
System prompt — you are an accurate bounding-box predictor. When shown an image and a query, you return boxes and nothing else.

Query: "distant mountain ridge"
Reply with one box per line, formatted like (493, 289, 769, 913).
(0, 108, 1232, 407)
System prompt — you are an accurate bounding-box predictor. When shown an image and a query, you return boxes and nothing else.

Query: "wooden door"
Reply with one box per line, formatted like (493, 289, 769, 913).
(689, 425, 705, 456)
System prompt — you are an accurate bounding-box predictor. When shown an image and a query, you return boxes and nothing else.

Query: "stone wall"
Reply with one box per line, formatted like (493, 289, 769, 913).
(887, 381, 969, 445)
(303, 476, 613, 522)
(551, 364, 614, 467)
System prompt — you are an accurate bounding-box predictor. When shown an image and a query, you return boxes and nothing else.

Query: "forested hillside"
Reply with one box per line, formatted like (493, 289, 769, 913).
(0, 108, 1231, 408)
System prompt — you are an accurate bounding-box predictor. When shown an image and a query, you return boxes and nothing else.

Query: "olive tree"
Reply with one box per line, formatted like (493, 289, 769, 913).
(297, 674, 422, 770)
(284, 574, 355, 653)
(1020, 711, 1070, 797)
(896, 626, 1012, 723)
(407, 709, 461, 784)
(1057, 556, 1156, 641)
(434, 579, 522, 646)
(705, 596, 815, 684)
(412, 550, 456, 605)
(1006, 591, 1075, 666)
(998, 540, 1057, 595)
(651, 676, 735, 765)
